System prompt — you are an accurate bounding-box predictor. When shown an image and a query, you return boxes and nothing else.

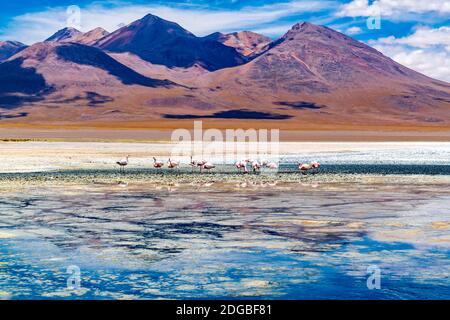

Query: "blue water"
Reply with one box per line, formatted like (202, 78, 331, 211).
(0, 176, 449, 299)
(1, 164, 450, 178)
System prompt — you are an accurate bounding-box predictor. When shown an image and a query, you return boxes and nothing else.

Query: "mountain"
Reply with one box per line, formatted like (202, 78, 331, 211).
(45, 27, 109, 45)
(213, 22, 433, 92)
(0, 41, 28, 62)
(205, 31, 272, 57)
(45, 27, 83, 42)
(73, 27, 109, 45)
(0, 42, 177, 113)
(96, 14, 247, 71)
(198, 22, 450, 126)
(0, 19, 449, 127)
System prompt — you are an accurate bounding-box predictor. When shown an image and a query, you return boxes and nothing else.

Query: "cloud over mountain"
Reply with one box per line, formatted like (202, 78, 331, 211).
(370, 27, 450, 81)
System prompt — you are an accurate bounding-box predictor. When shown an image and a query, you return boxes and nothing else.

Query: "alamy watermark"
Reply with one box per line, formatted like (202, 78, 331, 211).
(170, 121, 280, 172)
(66, 265, 81, 290)
(366, 265, 381, 290)
(66, 5, 81, 29)
(366, 5, 381, 30)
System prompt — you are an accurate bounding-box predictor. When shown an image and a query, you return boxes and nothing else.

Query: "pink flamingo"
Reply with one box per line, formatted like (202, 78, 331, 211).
(191, 156, 208, 172)
(116, 155, 130, 172)
(167, 158, 179, 169)
(202, 162, 215, 172)
(265, 162, 278, 169)
(235, 160, 249, 173)
(189, 156, 198, 172)
(311, 161, 321, 168)
(299, 163, 313, 171)
(299, 161, 320, 173)
(251, 160, 261, 172)
(153, 157, 164, 169)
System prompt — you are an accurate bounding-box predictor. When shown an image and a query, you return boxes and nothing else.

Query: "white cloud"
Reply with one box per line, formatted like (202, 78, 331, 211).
(369, 26, 450, 82)
(374, 26, 450, 49)
(346, 26, 362, 34)
(374, 45, 450, 82)
(337, 0, 450, 18)
(0, 1, 334, 44)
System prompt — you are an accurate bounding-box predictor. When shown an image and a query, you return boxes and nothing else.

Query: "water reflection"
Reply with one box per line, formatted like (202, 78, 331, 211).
(0, 180, 449, 299)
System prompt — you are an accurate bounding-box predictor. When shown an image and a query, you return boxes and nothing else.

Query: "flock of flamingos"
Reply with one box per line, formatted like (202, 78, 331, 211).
(116, 155, 321, 173)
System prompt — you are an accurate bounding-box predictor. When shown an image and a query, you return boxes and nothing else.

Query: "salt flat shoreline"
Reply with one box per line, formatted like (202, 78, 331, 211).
(1, 141, 450, 174)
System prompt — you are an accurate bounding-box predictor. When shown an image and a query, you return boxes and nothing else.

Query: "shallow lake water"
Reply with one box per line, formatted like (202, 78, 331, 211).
(0, 168, 449, 299)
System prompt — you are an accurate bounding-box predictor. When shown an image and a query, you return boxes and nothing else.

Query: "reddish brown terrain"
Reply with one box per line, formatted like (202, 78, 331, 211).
(72, 27, 110, 46)
(0, 14, 449, 137)
(0, 41, 27, 62)
(204, 31, 272, 57)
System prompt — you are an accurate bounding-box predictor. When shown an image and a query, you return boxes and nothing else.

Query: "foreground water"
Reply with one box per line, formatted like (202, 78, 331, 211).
(0, 168, 449, 299)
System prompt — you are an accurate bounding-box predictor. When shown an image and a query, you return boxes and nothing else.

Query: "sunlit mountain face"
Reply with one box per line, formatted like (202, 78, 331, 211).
(0, 2, 448, 127)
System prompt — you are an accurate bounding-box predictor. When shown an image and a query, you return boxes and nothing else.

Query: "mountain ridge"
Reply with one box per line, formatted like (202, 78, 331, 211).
(0, 15, 448, 127)
(45, 27, 83, 42)
(203, 31, 272, 57)
(96, 13, 248, 71)
(0, 41, 28, 62)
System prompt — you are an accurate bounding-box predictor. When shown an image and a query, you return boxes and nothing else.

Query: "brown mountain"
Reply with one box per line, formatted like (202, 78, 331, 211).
(0, 41, 28, 62)
(0, 18, 449, 128)
(96, 14, 247, 71)
(195, 22, 450, 126)
(73, 27, 110, 45)
(45, 27, 109, 45)
(204, 31, 272, 57)
(212, 22, 439, 91)
(45, 27, 83, 42)
(0, 42, 179, 116)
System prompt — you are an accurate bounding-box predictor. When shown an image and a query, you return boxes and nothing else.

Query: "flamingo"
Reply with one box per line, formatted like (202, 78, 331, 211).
(299, 163, 313, 171)
(116, 155, 129, 172)
(189, 156, 197, 168)
(311, 161, 321, 168)
(235, 160, 249, 173)
(153, 157, 164, 169)
(299, 161, 320, 173)
(190, 156, 207, 172)
(196, 159, 208, 172)
(265, 162, 278, 170)
(167, 158, 179, 169)
(202, 162, 215, 172)
(189, 156, 199, 172)
(251, 160, 261, 172)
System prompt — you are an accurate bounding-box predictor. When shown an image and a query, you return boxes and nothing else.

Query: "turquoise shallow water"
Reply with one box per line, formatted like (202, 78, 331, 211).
(0, 169, 449, 299)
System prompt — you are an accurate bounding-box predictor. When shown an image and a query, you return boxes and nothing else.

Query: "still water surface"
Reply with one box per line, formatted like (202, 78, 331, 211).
(0, 169, 449, 299)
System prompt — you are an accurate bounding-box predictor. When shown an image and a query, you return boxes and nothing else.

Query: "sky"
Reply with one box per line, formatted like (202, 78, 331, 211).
(0, 0, 449, 81)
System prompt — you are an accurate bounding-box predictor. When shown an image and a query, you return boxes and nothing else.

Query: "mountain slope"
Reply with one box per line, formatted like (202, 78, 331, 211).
(0, 20, 449, 127)
(196, 22, 450, 125)
(45, 27, 83, 42)
(72, 27, 109, 45)
(205, 31, 272, 57)
(216, 22, 432, 93)
(45, 27, 109, 45)
(0, 41, 28, 62)
(0, 42, 179, 113)
(96, 14, 247, 71)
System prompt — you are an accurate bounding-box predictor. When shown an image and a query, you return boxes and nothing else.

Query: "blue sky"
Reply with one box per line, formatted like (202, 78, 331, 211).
(0, 0, 449, 81)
